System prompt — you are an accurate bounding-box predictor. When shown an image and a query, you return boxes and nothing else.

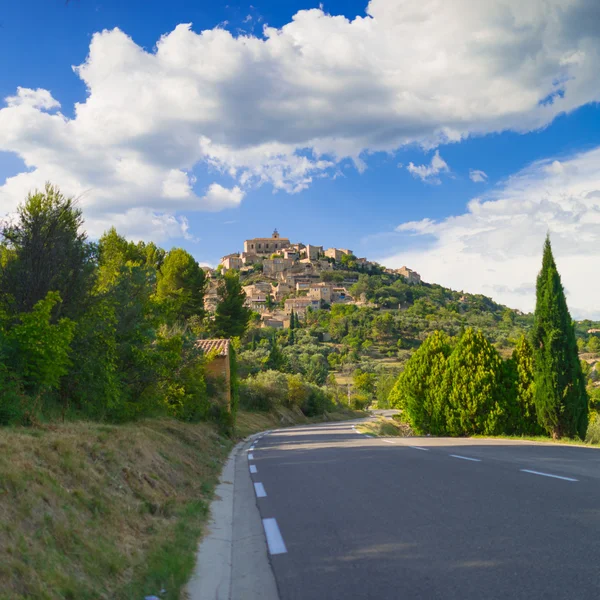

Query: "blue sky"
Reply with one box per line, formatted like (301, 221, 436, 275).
(1, 0, 600, 316)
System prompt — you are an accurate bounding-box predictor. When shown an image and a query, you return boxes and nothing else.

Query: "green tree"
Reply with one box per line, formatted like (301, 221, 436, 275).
(389, 331, 453, 434)
(214, 271, 252, 338)
(503, 335, 540, 435)
(443, 328, 507, 436)
(531, 237, 588, 439)
(0, 184, 96, 319)
(588, 336, 600, 353)
(156, 248, 206, 321)
(5, 291, 75, 394)
(306, 354, 329, 386)
(264, 335, 286, 371)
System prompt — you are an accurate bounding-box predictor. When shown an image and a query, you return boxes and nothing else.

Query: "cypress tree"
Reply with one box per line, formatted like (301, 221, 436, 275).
(531, 236, 588, 439)
(264, 334, 285, 371)
(388, 330, 453, 435)
(443, 328, 507, 436)
(505, 335, 541, 435)
(289, 309, 296, 331)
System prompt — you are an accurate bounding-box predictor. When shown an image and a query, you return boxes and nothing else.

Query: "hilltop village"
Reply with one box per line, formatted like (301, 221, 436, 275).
(205, 229, 421, 329)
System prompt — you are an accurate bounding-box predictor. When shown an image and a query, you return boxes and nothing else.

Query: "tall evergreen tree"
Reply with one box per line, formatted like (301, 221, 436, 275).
(503, 335, 541, 435)
(213, 271, 252, 338)
(531, 236, 588, 439)
(388, 330, 453, 435)
(264, 334, 286, 371)
(289, 309, 296, 330)
(443, 328, 507, 436)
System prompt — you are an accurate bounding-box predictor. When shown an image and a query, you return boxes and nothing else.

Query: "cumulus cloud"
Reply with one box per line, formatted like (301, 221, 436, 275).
(469, 169, 488, 183)
(406, 151, 450, 184)
(6, 87, 61, 110)
(381, 146, 600, 318)
(1, 0, 600, 240)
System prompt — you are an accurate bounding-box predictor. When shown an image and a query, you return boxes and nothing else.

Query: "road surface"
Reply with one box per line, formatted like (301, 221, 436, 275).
(245, 419, 600, 600)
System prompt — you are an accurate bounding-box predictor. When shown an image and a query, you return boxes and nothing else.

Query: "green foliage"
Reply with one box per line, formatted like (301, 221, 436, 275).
(264, 335, 286, 371)
(588, 336, 600, 353)
(504, 335, 541, 435)
(0, 187, 231, 428)
(0, 184, 96, 319)
(531, 237, 588, 439)
(5, 291, 75, 394)
(214, 271, 252, 338)
(156, 248, 206, 321)
(389, 331, 453, 434)
(239, 369, 335, 416)
(443, 328, 508, 436)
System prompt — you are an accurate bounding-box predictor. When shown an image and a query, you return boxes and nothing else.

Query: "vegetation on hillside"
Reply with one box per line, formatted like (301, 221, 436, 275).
(388, 238, 590, 441)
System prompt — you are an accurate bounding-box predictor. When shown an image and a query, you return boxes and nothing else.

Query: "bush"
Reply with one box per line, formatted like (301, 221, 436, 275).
(238, 370, 335, 416)
(239, 370, 289, 411)
(585, 411, 600, 444)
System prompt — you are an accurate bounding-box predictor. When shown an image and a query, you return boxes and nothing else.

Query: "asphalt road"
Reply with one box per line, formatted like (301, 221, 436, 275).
(247, 420, 600, 600)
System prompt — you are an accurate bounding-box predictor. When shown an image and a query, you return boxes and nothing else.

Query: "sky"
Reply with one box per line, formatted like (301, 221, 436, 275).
(1, 0, 600, 317)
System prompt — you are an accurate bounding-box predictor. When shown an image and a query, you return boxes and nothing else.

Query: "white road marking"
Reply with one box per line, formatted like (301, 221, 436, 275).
(262, 518, 287, 555)
(382, 439, 395, 444)
(248, 453, 254, 460)
(249, 446, 255, 451)
(449, 454, 482, 462)
(520, 469, 578, 482)
(249, 464, 257, 474)
(254, 482, 267, 497)
(408, 446, 430, 451)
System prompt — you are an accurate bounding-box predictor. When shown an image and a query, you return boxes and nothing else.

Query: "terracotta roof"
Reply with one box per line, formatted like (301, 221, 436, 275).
(195, 339, 230, 357)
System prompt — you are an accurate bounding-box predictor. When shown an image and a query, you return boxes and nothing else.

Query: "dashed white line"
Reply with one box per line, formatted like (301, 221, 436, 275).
(520, 469, 578, 482)
(249, 464, 257, 474)
(382, 439, 395, 444)
(449, 454, 482, 462)
(262, 518, 287, 555)
(254, 482, 267, 497)
(248, 453, 254, 460)
(408, 446, 430, 451)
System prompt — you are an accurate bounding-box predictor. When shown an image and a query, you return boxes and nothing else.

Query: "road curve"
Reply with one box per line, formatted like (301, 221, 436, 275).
(246, 419, 600, 600)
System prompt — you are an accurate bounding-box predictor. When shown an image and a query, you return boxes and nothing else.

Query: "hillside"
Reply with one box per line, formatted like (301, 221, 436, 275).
(223, 239, 600, 410)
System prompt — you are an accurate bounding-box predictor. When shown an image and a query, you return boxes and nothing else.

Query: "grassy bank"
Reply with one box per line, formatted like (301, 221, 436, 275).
(356, 415, 414, 437)
(0, 408, 361, 600)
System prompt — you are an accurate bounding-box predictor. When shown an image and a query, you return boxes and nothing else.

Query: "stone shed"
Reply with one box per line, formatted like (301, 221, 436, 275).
(196, 339, 232, 409)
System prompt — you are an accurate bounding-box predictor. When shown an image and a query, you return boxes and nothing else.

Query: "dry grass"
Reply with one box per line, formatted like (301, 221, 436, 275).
(0, 408, 361, 600)
(0, 419, 231, 600)
(357, 416, 414, 437)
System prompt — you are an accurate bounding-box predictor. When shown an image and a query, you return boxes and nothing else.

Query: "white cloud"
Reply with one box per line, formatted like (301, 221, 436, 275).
(469, 169, 488, 183)
(6, 87, 61, 110)
(382, 146, 600, 319)
(85, 208, 193, 243)
(201, 183, 244, 211)
(406, 151, 450, 184)
(1, 0, 600, 240)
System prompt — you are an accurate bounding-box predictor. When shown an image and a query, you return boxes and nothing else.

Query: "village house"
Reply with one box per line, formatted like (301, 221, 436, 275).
(305, 244, 323, 261)
(282, 248, 299, 260)
(295, 280, 312, 291)
(272, 282, 293, 302)
(244, 229, 291, 256)
(324, 247, 353, 262)
(220, 254, 243, 271)
(284, 297, 320, 315)
(308, 282, 333, 304)
(396, 266, 422, 284)
(263, 257, 295, 276)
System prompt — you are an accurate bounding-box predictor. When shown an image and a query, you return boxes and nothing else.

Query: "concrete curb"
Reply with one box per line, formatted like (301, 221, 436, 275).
(185, 431, 267, 600)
